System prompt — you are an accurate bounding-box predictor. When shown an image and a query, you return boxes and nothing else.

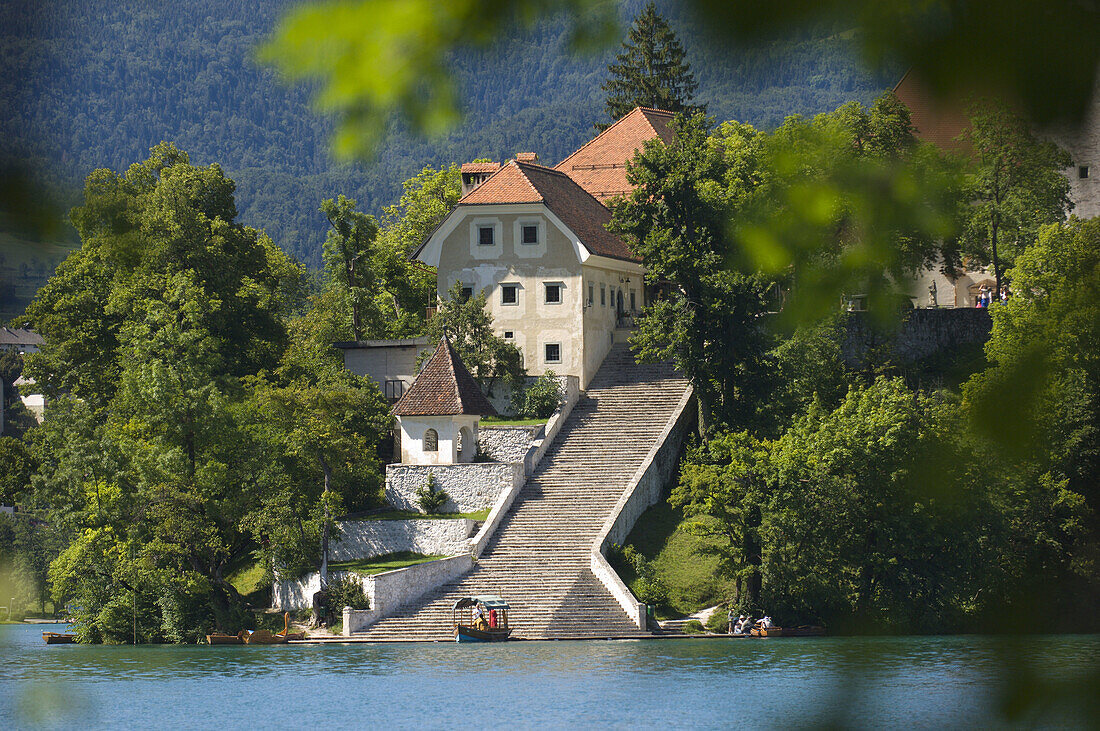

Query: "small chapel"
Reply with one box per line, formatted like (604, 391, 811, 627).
(390, 337, 497, 465)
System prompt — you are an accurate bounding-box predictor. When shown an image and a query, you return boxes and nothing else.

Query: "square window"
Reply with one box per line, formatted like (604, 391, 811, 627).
(1080, 165, 1090, 179)
(545, 343, 561, 363)
(460, 286, 473, 302)
(478, 226, 495, 246)
(501, 284, 518, 305)
(522, 225, 538, 244)
(503, 330, 514, 339)
(545, 283, 562, 304)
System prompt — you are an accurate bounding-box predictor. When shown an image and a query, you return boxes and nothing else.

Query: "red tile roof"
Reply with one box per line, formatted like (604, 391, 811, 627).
(515, 152, 539, 162)
(392, 338, 498, 417)
(458, 160, 638, 262)
(893, 69, 971, 151)
(461, 162, 501, 173)
(555, 107, 677, 202)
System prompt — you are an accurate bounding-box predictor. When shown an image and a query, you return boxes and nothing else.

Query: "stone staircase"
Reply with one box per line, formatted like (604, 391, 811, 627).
(353, 344, 691, 641)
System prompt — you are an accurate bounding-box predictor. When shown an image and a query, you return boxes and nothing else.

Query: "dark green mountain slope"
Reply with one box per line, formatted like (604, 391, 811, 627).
(0, 0, 895, 319)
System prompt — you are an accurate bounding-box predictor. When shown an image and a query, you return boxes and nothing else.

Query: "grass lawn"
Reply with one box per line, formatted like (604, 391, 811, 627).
(614, 499, 735, 620)
(358, 508, 490, 521)
(228, 560, 270, 598)
(480, 416, 546, 426)
(329, 551, 446, 575)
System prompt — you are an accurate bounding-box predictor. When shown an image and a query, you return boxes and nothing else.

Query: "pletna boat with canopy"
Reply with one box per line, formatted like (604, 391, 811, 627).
(453, 595, 512, 642)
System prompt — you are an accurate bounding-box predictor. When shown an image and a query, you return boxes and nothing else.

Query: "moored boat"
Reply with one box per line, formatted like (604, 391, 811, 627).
(454, 595, 512, 642)
(241, 613, 291, 645)
(206, 631, 246, 645)
(43, 632, 76, 644)
(750, 626, 784, 638)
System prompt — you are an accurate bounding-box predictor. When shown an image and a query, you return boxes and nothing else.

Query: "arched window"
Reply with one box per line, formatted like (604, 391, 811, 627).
(423, 429, 438, 452)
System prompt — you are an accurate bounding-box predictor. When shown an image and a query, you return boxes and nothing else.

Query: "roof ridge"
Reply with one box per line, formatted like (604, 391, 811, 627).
(457, 160, 543, 204)
(443, 337, 464, 413)
(521, 159, 614, 212)
(554, 107, 650, 171)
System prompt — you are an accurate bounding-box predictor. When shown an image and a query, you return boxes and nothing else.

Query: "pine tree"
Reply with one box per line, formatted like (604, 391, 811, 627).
(598, 2, 704, 130)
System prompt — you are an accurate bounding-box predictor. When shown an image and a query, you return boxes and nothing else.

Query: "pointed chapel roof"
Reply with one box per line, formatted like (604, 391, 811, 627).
(456, 159, 638, 262)
(554, 107, 677, 202)
(392, 337, 498, 417)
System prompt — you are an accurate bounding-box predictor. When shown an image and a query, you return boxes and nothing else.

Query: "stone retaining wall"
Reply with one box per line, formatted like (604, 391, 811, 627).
(275, 554, 476, 616)
(591, 386, 696, 629)
(842, 308, 992, 368)
(385, 462, 524, 513)
(478, 425, 541, 463)
(332, 518, 476, 561)
(342, 554, 475, 634)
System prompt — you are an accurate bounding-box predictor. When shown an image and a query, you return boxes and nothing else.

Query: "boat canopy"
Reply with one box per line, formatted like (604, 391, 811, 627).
(453, 595, 510, 610)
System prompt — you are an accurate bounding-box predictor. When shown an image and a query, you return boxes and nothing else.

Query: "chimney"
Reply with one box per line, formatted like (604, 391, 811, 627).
(460, 161, 501, 196)
(516, 152, 539, 163)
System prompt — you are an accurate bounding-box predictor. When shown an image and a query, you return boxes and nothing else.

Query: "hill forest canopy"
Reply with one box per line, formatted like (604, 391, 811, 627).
(0, 0, 896, 320)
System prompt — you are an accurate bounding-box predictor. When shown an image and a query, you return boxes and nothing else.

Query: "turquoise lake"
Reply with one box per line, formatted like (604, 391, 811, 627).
(2, 623, 1096, 728)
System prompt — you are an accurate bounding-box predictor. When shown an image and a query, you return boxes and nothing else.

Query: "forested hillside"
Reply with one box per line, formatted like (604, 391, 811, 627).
(1, 0, 895, 318)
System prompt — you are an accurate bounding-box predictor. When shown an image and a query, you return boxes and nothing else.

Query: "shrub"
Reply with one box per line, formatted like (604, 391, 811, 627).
(682, 619, 704, 634)
(613, 543, 669, 605)
(705, 607, 730, 634)
(513, 370, 563, 419)
(415, 473, 449, 514)
(327, 574, 369, 611)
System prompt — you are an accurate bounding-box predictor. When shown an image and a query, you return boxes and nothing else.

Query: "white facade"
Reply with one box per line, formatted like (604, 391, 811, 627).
(397, 414, 480, 465)
(418, 203, 644, 388)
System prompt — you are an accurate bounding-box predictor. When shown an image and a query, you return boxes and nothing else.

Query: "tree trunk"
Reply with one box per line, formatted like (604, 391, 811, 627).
(318, 454, 332, 591)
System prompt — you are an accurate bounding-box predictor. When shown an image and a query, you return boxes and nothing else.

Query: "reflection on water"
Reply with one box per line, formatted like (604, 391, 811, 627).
(1, 623, 1096, 728)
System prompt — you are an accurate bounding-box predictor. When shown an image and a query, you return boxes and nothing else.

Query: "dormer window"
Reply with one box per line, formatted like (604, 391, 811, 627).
(478, 226, 495, 246)
(522, 225, 538, 244)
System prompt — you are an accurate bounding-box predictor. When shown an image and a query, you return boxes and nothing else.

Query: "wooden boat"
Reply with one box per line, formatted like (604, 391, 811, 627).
(781, 625, 826, 637)
(750, 626, 783, 637)
(43, 632, 76, 644)
(454, 595, 512, 643)
(206, 631, 246, 645)
(242, 613, 291, 645)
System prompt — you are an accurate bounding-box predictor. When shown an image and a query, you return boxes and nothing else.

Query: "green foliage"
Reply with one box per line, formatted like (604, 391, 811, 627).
(415, 473, 450, 515)
(513, 370, 564, 419)
(421, 282, 526, 396)
(681, 619, 704, 634)
(0, 512, 66, 617)
(761, 378, 987, 632)
(599, 2, 704, 129)
(612, 543, 669, 605)
(956, 99, 1073, 291)
(611, 113, 776, 431)
(704, 607, 729, 634)
(326, 573, 369, 611)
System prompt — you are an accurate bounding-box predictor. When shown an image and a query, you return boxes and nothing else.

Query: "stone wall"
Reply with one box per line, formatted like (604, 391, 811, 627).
(841, 308, 992, 368)
(332, 518, 476, 561)
(385, 462, 524, 513)
(591, 386, 696, 629)
(275, 554, 476, 615)
(478, 425, 541, 463)
(342, 554, 475, 634)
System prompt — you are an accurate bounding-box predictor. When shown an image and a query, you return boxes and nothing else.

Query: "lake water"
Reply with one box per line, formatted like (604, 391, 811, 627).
(1, 623, 1096, 728)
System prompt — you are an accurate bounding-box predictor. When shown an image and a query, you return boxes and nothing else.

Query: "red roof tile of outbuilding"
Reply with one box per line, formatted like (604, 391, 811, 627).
(392, 338, 498, 417)
(554, 107, 677, 202)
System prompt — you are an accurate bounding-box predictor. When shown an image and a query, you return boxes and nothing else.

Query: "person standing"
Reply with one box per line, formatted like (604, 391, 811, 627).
(727, 606, 735, 635)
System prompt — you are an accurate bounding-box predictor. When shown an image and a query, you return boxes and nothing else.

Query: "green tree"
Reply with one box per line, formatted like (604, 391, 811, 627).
(761, 378, 986, 631)
(599, 2, 703, 129)
(670, 431, 770, 610)
(610, 113, 774, 431)
(321, 194, 382, 341)
(421, 282, 525, 398)
(962, 217, 1100, 624)
(957, 100, 1073, 294)
(21, 143, 303, 410)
